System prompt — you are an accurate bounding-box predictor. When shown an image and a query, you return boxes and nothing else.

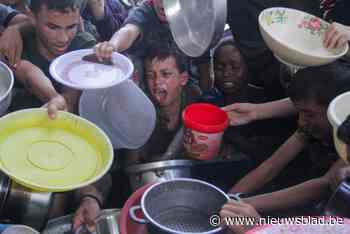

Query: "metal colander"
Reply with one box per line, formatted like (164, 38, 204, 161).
(141, 178, 229, 234)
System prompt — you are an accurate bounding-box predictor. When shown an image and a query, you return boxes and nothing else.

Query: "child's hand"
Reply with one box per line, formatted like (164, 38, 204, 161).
(94, 41, 116, 63)
(0, 25, 23, 68)
(220, 200, 260, 234)
(43, 95, 68, 119)
(72, 197, 101, 233)
(222, 103, 259, 126)
(324, 22, 350, 49)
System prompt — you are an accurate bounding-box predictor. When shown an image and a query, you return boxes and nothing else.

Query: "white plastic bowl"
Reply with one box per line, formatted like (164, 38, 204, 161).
(50, 49, 134, 90)
(79, 80, 156, 149)
(259, 7, 349, 67)
(2, 225, 40, 234)
(327, 91, 350, 163)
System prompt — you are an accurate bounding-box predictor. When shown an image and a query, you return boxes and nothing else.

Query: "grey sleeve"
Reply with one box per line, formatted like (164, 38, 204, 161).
(124, 2, 154, 33)
(0, 4, 18, 27)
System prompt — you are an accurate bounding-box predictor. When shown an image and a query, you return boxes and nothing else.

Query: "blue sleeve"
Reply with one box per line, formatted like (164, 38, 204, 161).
(0, 4, 18, 27)
(124, 2, 154, 35)
(93, 0, 128, 41)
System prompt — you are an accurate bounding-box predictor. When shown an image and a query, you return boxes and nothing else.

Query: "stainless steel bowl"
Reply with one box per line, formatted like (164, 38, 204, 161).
(42, 209, 121, 234)
(125, 160, 194, 192)
(0, 61, 14, 116)
(96, 210, 120, 234)
(163, 0, 227, 57)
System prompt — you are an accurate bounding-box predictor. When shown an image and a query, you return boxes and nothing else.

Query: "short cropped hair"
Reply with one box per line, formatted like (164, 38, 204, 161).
(30, 0, 84, 14)
(145, 42, 188, 74)
(288, 62, 350, 107)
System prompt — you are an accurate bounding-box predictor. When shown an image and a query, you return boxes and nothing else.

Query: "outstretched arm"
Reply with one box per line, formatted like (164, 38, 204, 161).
(14, 60, 68, 118)
(244, 159, 345, 213)
(94, 24, 141, 61)
(230, 131, 306, 194)
(223, 98, 296, 126)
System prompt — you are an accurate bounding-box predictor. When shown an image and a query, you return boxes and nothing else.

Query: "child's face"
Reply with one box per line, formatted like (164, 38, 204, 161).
(145, 56, 188, 107)
(214, 44, 247, 96)
(295, 100, 333, 143)
(33, 5, 80, 60)
(153, 0, 167, 22)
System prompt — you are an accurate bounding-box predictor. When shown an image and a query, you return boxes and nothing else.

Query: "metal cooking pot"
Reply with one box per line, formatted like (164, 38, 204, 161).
(3, 180, 53, 231)
(125, 160, 194, 192)
(0, 172, 10, 216)
(0, 172, 68, 231)
(163, 0, 227, 57)
(0, 61, 14, 116)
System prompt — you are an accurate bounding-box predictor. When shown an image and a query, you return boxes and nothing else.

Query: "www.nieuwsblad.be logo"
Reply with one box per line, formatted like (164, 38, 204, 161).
(210, 215, 344, 227)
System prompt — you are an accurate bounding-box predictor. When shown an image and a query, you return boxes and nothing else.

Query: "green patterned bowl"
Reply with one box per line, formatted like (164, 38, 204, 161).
(259, 7, 349, 67)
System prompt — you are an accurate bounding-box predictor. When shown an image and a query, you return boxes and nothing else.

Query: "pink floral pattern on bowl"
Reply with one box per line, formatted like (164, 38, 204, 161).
(298, 16, 329, 36)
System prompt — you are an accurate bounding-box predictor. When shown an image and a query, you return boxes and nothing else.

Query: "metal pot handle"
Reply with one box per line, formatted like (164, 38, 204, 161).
(228, 193, 243, 202)
(129, 205, 149, 224)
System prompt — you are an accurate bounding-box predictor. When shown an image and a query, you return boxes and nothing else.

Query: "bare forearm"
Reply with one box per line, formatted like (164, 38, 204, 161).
(8, 14, 29, 26)
(256, 98, 297, 120)
(15, 61, 59, 102)
(245, 178, 331, 212)
(61, 87, 81, 113)
(74, 173, 112, 206)
(109, 24, 140, 52)
(10, 18, 34, 35)
(231, 132, 306, 194)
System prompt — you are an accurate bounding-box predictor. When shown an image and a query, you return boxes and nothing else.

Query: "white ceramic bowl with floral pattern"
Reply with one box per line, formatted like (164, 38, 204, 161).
(259, 7, 349, 67)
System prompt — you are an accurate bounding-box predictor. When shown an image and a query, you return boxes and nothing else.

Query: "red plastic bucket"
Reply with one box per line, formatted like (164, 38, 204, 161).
(182, 103, 228, 160)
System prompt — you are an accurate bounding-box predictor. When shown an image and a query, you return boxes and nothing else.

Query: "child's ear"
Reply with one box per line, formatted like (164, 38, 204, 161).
(180, 71, 189, 86)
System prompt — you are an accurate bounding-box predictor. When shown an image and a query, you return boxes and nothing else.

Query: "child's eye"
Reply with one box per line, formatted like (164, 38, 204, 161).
(162, 72, 173, 78)
(48, 25, 59, 30)
(67, 25, 78, 30)
(146, 73, 154, 79)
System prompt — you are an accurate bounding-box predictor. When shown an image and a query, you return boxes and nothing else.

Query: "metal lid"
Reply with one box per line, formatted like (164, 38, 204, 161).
(125, 160, 195, 173)
(164, 0, 227, 57)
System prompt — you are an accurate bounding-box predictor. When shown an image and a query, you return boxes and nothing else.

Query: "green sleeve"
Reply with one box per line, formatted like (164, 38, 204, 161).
(21, 31, 35, 60)
(68, 32, 97, 51)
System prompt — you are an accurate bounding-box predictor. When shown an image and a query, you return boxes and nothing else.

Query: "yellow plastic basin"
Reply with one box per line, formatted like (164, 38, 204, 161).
(0, 109, 113, 192)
